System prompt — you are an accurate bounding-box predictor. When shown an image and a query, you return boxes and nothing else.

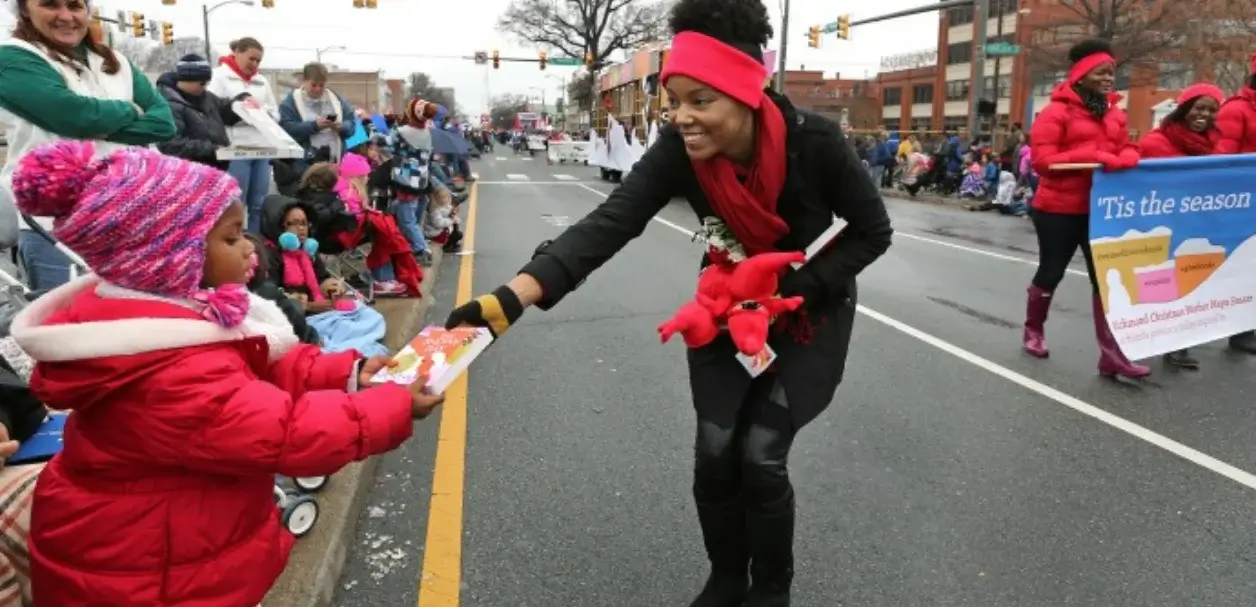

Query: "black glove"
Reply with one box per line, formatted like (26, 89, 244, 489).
(445, 285, 524, 338)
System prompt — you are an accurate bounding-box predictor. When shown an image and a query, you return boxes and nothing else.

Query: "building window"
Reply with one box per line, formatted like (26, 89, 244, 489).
(1157, 63, 1194, 91)
(884, 119, 901, 132)
(947, 6, 974, 26)
(911, 118, 933, 132)
(912, 84, 934, 104)
(942, 116, 968, 132)
(947, 42, 972, 65)
(982, 74, 1013, 98)
(988, 0, 1017, 16)
(1115, 64, 1133, 90)
(1030, 70, 1065, 96)
(883, 87, 902, 106)
(946, 80, 970, 101)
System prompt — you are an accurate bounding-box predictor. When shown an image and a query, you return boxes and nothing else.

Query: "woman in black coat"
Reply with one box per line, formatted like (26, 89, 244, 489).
(446, 0, 892, 604)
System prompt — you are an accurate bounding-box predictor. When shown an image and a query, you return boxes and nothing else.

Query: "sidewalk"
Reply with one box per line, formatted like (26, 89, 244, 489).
(262, 248, 445, 607)
(878, 187, 965, 208)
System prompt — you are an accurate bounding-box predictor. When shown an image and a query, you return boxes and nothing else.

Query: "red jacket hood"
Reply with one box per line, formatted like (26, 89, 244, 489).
(11, 277, 295, 412)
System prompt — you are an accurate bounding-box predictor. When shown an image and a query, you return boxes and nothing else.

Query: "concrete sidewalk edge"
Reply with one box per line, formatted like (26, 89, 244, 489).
(264, 248, 446, 607)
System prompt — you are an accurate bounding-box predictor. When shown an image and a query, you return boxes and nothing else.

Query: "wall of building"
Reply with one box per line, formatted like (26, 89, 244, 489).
(781, 70, 881, 129)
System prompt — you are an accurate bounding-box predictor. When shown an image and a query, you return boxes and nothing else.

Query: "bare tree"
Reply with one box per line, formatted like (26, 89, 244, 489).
(496, 0, 668, 70)
(566, 71, 595, 112)
(406, 72, 458, 113)
(1021, 0, 1197, 87)
(1177, 0, 1256, 93)
(489, 93, 531, 130)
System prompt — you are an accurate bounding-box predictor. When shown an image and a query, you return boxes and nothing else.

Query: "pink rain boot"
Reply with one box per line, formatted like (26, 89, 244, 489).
(1022, 285, 1051, 358)
(1092, 295, 1150, 378)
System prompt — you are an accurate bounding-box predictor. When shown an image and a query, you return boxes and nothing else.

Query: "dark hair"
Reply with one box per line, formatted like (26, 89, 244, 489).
(668, 0, 772, 60)
(302, 62, 329, 83)
(299, 162, 338, 193)
(13, 1, 120, 75)
(229, 37, 264, 54)
(1068, 38, 1114, 65)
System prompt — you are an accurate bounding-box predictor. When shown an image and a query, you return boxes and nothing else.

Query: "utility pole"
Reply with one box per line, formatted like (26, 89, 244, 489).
(775, 0, 791, 92)
(202, 5, 211, 59)
(968, 0, 989, 139)
(991, 0, 1007, 140)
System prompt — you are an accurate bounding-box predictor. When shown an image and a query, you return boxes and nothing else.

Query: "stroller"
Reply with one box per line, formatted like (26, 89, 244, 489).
(10, 215, 329, 539)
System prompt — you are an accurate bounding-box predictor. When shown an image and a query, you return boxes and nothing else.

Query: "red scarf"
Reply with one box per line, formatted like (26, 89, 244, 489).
(692, 95, 789, 256)
(219, 56, 255, 83)
(1159, 121, 1220, 157)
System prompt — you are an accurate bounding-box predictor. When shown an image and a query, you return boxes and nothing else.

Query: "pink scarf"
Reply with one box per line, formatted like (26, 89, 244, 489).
(282, 249, 324, 302)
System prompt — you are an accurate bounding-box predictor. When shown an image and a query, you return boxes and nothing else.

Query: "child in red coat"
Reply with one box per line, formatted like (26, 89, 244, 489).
(7, 141, 442, 606)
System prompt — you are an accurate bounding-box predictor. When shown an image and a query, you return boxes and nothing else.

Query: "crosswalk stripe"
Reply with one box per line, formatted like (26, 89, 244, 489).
(506, 174, 529, 180)
(553, 174, 577, 181)
(494, 157, 508, 161)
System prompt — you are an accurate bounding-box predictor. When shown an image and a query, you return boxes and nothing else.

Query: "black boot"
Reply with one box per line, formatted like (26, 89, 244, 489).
(744, 490, 794, 606)
(1230, 331, 1256, 354)
(689, 500, 749, 607)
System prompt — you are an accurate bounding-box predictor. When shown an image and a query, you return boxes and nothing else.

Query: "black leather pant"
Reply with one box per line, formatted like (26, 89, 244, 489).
(693, 375, 796, 584)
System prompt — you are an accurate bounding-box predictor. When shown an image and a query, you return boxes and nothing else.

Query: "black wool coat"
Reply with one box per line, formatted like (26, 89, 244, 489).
(520, 92, 893, 429)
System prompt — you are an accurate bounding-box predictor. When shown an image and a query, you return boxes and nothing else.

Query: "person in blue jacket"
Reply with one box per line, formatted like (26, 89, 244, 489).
(278, 62, 356, 175)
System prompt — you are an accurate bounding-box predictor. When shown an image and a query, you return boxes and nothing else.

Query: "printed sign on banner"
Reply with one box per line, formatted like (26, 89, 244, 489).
(1089, 155, 1256, 360)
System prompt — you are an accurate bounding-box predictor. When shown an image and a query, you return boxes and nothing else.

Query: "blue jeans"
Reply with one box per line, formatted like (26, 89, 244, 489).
(371, 263, 395, 281)
(228, 159, 272, 233)
(455, 154, 471, 178)
(430, 162, 452, 187)
(18, 230, 72, 291)
(392, 198, 428, 253)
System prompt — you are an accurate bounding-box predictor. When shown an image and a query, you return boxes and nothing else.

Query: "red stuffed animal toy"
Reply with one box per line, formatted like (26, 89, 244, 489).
(658, 251, 806, 355)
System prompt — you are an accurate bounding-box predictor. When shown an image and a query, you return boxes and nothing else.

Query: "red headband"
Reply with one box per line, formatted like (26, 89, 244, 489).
(1067, 52, 1115, 85)
(660, 32, 768, 108)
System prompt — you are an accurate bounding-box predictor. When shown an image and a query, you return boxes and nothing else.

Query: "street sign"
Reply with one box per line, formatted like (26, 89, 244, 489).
(986, 41, 1021, 56)
(473, 51, 488, 65)
(148, 19, 159, 40)
(549, 57, 581, 66)
(821, 21, 838, 34)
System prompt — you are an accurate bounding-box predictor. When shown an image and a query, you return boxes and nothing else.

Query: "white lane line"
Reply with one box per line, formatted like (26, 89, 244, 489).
(554, 174, 578, 181)
(572, 182, 1256, 493)
(573, 184, 694, 236)
(477, 180, 579, 185)
(494, 157, 508, 161)
(895, 231, 1088, 277)
(505, 174, 529, 181)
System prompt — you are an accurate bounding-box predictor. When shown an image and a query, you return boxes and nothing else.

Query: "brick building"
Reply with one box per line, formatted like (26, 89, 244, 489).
(871, 0, 1252, 136)
(781, 70, 881, 130)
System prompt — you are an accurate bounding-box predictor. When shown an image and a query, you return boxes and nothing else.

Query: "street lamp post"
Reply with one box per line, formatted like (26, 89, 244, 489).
(203, 0, 256, 59)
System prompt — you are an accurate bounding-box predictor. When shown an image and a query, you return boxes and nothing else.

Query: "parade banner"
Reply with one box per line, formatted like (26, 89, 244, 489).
(1089, 155, 1256, 360)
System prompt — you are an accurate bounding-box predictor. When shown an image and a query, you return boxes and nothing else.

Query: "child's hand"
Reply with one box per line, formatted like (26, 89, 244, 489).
(359, 355, 396, 387)
(0, 425, 18, 463)
(306, 299, 334, 314)
(409, 383, 444, 419)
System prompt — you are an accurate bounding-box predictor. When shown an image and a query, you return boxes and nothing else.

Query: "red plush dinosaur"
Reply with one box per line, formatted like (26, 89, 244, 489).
(658, 251, 806, 355)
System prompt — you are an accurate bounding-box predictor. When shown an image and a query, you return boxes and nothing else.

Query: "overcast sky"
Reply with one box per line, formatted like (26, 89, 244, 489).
(1, 0, 937, 113)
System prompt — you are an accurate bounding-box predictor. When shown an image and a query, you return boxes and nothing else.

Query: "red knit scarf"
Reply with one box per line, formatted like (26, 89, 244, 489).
(1159, 121, 1220, 157)
(692, 97, 789, 255)
(219, 56, 255, 83)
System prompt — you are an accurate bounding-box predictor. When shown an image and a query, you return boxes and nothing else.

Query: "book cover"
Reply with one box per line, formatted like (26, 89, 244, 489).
(9, 412, 67, 465)
(371, 326, 494, 394)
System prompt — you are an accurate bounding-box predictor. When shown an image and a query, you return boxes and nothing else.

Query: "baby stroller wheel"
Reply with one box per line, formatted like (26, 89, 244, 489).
(273, 485, 288, 506)
(282, 495, 319, 537)
(294, 475, 329, 492)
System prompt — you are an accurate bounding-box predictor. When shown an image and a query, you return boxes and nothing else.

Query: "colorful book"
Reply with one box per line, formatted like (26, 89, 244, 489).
(370, 326, 494, 394)
(9, 412, 67, 465)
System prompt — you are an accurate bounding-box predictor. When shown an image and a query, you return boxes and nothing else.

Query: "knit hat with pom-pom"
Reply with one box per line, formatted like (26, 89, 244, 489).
(405, 98, 437, 126)
(11, 141, 243, 319)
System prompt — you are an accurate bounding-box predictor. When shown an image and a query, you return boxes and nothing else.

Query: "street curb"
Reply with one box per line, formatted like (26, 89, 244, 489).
(878, 187, 967, 209)
(263, 248, 445, 607)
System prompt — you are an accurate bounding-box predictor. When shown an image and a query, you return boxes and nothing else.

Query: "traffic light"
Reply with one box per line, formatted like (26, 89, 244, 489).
(837, 15, 851, 40)
(88, 7, 103, 44)
(161, 0, 176, 4)
(161, 22, 173, 46)
(353, 0, 363, 6)
(807, 25, 820, 48)
(492, 50, 500, 69)
(131, 12, 144, 38)
(539, 50, 547, 70)
(365, 0, 377, 6)
(261, 0, 274, 6)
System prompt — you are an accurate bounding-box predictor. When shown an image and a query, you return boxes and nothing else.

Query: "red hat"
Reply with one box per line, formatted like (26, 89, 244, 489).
(1177, 83, 1225, 106)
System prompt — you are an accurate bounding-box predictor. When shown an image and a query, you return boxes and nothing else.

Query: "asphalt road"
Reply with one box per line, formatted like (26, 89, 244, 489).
(335, 152, 1256, 606)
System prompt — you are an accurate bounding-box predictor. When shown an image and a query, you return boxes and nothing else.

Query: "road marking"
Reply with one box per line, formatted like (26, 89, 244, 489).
(894, 231, 1088, 277)
(553, 174, 578, 181)
(416, 183, 477, 606)
(476, 180, 579, 185)
(494, 156, 508, 161)
(505, 174, 529, 181)
(572, 182, 1256, 494)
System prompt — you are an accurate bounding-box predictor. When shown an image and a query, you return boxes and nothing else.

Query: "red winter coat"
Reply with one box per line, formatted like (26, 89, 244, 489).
(9, 278, 415, 606)
(1029, 84, 1138, 214)
(1214, 87, 1256, 154)
(1138, 124, 1221, 159)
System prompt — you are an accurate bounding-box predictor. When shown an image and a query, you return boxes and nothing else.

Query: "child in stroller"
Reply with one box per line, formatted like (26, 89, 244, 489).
(296, 164, 423, 297)
(257, 195, 352, 311)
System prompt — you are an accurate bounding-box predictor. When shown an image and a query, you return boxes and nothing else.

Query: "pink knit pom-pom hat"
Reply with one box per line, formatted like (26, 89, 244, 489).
(10, 141, 246, 325)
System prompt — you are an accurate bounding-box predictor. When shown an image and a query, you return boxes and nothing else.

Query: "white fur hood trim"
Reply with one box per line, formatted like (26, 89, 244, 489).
(12, 275, 300, 363)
